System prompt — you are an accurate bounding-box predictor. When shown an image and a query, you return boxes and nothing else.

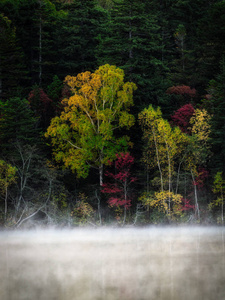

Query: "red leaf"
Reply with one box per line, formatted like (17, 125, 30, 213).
(166, 85, 196, 97)
(171, 103, 195, 133)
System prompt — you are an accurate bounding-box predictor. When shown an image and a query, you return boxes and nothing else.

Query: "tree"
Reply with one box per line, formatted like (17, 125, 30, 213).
(169, 24, 196, 85)
(209, 171, 225, 224)
(52, 0, 104, 78)
(97, 0, 166, 107)
(183, 108, 211, 219)
(196, 1, 225, 87)
(171, 103, 195, 133)
(166, 85, 196, 111)
(0, 0, 61, 88)
(138, 104, 207, 222)
(206, 62, 225, 173)
(0, 160, 17, 220)
(28, 85, 53, 129)
(101, 152, 137, 224)
(0, 13, 25, 99)
(0, 97, 38, 157)
(139, 105, 188, 194)
(45, 64, 136, 186)
(140, 191, 183, 222)
(189, 108, 211, 165)
(96, 0, 116, 10)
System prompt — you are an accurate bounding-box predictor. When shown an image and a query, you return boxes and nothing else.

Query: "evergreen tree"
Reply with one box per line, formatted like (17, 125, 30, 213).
(208, 59, 225, 173)
(196, 0, 225, 90)
(0, 0, 60, 88)
(0, 13, 26, 99)
(98, 0, 167, 108)
(0, 97, 38, 157)
(52, 0, 104, 78)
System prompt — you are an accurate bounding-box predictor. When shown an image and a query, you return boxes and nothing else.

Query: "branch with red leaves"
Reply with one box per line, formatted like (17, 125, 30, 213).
(101, 153, 137, 209)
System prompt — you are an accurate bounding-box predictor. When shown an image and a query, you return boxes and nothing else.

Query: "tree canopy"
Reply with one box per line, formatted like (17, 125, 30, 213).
(45, 64, 136, 186)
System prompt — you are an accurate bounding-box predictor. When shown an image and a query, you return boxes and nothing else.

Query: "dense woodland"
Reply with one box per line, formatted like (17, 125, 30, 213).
(1, 0, 225, 227)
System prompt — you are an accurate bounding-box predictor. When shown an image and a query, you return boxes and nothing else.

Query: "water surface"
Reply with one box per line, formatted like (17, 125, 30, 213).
(0, 226, 224, 300)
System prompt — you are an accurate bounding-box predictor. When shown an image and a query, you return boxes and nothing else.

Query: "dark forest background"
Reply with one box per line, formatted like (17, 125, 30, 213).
(1, 0, 225, 227)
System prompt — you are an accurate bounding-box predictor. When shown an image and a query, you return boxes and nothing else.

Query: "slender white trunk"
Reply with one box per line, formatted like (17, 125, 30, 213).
(123, 179, 128, 226)
(95, 190, 102, 225)
(99, 164, 103, 186)
(163, 134, 171, 211)
(191, 168, 200, 220)
(152, 128, 164, 192)
(221, 191, 224, 225)
(4, 186, 8, 220)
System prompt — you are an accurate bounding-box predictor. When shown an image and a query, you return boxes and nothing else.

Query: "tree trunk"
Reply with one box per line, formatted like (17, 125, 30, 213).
(123, 179, 128, 226)
(222, 192, 224, 225)
(95, 190, 102, 225)
(99, 164, 103, 186)
(152, 128, 164, 192)
(4, 186, 8, 220)
(191, 168, 200, 220)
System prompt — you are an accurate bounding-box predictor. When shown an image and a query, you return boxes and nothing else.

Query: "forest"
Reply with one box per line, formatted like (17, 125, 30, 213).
(1, 0, 225, 228)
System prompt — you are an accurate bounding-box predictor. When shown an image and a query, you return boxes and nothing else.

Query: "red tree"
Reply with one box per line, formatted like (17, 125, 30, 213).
(102, 153, 137, 223)
(166, 85, 196, 98)
(193, 167, 209, 188)
(28, 86, 53, 128)
(171, 103, 195, 133)
(28, 87, 52, 114)
(181, 198, 195, 211)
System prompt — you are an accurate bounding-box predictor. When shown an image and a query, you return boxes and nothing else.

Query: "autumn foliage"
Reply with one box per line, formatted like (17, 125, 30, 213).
(166, 85, 196, 98)
(28, 87, 52, 114)
(181, 198, 195, 211)
(45, 64, 136, 185)
(193, 167, 209, 188)
(101, 153, 137, 209)
(171, 103, 195, 133)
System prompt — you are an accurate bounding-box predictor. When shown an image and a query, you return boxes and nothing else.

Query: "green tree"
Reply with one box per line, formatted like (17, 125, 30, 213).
(209, 171, 225, 224)
(98, 0, 166, 107)
(196, 1, 225, 87)
(0, 97, 38, 157)
(0, 13, 25, 99)
(207, 61, 225, 173)
(45, 64, 136, 186)
(52, 0, 104, 79)
(0, 0, 60, 88)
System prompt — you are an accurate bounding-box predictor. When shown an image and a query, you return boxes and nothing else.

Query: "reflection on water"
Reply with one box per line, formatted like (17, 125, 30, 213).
(0, 226, 225, 300)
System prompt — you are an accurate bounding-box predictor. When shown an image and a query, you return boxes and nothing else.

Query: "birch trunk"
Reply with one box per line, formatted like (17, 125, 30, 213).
(191, 168, 200, 220)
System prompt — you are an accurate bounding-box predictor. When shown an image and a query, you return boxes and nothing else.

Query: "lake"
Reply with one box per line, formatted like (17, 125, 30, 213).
(0, 226, 224, 300)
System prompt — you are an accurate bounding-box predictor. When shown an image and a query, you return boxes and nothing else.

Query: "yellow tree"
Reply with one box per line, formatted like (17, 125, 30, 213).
(187, 108, 212, 219)
(189, 108, 211, 163)
(139, 105, 188, 193)
(140, 191, 183, 221)
(45, 64, 136, 186)
(0, 160, 17, 220)
(139, 105, 188, 220)
(209, 171, 225, 224)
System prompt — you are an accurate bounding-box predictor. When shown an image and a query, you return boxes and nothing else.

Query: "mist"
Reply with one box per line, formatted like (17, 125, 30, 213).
(0, 226, 224, 300)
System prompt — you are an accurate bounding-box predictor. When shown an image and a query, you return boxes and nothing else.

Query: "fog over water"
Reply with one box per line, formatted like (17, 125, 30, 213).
(0, 226, 225, 300)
